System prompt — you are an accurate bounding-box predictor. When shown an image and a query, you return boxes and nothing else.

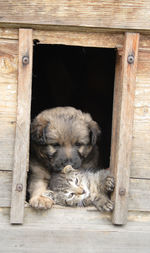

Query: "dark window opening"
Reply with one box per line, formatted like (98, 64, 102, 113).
(32, 44, 116, 168)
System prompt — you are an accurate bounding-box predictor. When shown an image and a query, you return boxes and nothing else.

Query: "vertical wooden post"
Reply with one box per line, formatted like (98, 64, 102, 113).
(10, 29, 33, 224)
(110, 33, 139, 225)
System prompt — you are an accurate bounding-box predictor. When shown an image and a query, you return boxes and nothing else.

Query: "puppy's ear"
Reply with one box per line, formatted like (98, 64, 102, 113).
(31, 118, 48, 145)
(83, 113, 101, 145)
(88, 121, 101, 145)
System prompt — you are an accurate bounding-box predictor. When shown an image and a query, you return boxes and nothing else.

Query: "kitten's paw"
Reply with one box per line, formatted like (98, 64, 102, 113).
(102, 199, 114, 212)
(29, 194, 53, 209)
(105, 176, 115, 193)
(94, 198, 114, 212)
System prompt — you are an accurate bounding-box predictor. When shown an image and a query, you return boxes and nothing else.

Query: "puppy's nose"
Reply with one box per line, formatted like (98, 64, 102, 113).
(64, 158, 73, 166)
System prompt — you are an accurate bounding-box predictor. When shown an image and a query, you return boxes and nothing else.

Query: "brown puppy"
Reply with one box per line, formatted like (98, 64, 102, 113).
(28, 107, 101, 209)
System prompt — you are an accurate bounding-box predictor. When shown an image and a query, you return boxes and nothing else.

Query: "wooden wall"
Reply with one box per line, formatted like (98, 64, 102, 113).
(0, 1, 150, 248)
(0, 206, 150, 252)
(0, 39, 18, 171)
(0, 28, 150, 214)
(131, 46, 150, 179)
(0, 0, 150, 31)
(129, 40, 150, 212)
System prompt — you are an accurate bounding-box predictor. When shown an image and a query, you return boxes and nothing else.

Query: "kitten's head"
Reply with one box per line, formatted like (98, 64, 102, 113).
(50, 165, 87, 206)
(60, 165, 88, 206)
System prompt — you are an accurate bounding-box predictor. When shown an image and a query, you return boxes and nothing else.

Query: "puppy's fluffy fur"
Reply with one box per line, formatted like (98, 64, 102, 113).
(28, 107, 101, 209)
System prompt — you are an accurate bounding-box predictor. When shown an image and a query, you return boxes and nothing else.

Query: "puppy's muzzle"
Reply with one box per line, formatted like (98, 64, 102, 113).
(52, 147, 82, 172)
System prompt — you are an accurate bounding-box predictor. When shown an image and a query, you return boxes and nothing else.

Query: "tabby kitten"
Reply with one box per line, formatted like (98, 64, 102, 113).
(42, 166, 115, 212)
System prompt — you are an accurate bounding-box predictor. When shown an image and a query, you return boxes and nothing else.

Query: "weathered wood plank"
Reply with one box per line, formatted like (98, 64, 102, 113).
(0, 1, 150, 32)
(131, 51, 150, 178)
(1, 208, 150, 253)
(129, 179, 150, 211)
(131, 121, 150, 179)
(110, 33, 139, 225)
(33, 30, 123, 48)
(1, 28, 150, 52)
(0, 123, 16, 171)
(0, 28, 18, 40)
(0, 172, 12, 207)
(0, 226, 149, 253)
(109, 46, 122, 199)
(139, 34, 150, 50)
(10, 29, 33, 224)
(0, 39, 18, 171)
(1, 172, 150, 212)
(2, 206, 150, 229)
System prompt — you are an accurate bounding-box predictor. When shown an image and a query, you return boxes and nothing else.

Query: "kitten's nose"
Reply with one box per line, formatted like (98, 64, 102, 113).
(82, 189, 86, 194)
(77, 187, 85, 195)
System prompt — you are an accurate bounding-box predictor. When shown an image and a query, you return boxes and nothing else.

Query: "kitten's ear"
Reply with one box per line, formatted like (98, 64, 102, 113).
(62, 165, 75, 174)
(83, 113, 101, 145)
(31, 115, 49, 145)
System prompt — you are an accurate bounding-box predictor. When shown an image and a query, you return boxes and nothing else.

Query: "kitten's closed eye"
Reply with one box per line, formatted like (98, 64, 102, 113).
(75, 178, 79, 185)
(68, 193, 74, 198)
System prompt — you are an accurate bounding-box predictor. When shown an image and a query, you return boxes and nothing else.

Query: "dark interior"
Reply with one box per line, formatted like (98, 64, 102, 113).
(32, 44, 116, 168)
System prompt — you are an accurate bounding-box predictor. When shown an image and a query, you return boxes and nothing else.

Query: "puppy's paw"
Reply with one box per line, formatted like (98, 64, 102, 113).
(42, 190, 54, 200)
(105, 176, 115, 193)
(29, 195, 53, 209)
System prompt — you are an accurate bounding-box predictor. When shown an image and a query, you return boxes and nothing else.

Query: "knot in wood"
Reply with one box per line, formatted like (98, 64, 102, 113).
(127, 54, 134, 64)
(22, 55, 29, 65)
(119, 187, 126, 196)
(16, 183, 23, 192)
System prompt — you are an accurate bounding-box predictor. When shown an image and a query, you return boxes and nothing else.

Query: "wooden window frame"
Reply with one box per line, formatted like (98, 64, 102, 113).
(110, 33, 139, 225)
(10, 29, 139, 225)
(10, 29, 33, 224)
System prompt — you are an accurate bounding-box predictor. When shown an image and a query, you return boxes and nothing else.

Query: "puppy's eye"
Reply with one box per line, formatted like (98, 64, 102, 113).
(52, 143, 60, 148)
(46, 154, 52, 159)
(75, 142, 83, 147)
